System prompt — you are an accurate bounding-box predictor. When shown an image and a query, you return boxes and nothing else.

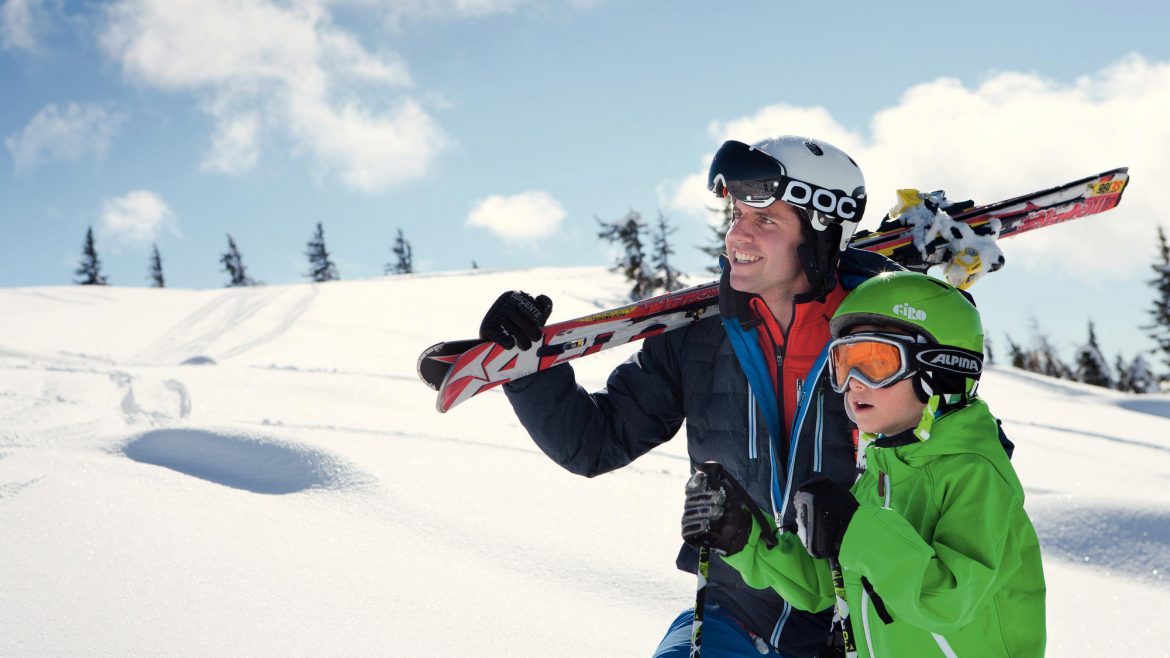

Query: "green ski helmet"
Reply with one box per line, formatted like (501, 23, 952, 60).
(831, 271, 984, 402)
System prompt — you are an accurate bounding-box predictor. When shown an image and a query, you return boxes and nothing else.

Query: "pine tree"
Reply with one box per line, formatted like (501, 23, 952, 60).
(1115, 353, 1133, 392)
(220, 234, 253, 287)
(148, 243, 165, 288)
(1029, 316, 1072, 379)
(305, 222, 339, 282)
(1073, 320, 1112, 388)
(1129, 354, 1158, 393)
(698, 196, 734, 274)
(386, 228, 413, 275)
(650, 211, 685, 293)
(598, 210, 655, 300)
(1006, 334, 1028, 370)
(1144, 226, 1170, 383)
(984, 334, 995, 366)
(74, 226, 108, 285)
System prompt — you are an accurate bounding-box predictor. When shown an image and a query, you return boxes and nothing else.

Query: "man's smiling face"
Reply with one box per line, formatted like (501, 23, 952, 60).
(724, 199, 809, 309)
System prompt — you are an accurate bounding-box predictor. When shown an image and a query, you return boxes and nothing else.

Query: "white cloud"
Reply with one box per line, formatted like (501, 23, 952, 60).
(343, 0, 601, 32)
(466, 191, 566, 241)
(666, 54, 1170, 279)
(99, 190, 179, 247)
(5, 102, 126, 173)
(200, 110, 260, 175)
(99, 0, 447, 192)
(1, 0, 48, 51)
(355, 0, 527, 29)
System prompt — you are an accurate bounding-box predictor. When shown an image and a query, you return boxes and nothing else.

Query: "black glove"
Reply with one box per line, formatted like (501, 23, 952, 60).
(479, 291, 553, 350)
(793, 477, 859, 559)
(682, 462, 768, 555)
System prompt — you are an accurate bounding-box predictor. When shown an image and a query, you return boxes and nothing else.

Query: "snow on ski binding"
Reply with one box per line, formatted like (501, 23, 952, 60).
(888, 188, 1005, 290)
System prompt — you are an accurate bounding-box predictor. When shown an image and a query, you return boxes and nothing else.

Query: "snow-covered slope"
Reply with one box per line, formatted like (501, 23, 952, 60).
(1, 269, 1167, 656)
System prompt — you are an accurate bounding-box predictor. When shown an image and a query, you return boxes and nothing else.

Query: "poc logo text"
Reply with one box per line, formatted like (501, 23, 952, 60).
(778, 181, 860, 220)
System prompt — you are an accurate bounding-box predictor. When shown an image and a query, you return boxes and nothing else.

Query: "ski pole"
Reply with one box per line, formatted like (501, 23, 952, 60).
(827, 556, 857, 658)
(689, 545, 711, 658)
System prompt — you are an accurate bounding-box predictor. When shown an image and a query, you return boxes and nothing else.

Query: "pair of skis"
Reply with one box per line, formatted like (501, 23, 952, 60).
(419, 168, 1130, 413)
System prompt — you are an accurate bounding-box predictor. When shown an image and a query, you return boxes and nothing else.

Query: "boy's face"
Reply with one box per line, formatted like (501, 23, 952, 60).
(841, 324, 929, 436)
(844, 376, 925, 436)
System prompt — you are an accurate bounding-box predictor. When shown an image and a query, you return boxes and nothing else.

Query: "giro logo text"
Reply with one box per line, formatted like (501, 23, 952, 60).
(892, 303, 927, 321)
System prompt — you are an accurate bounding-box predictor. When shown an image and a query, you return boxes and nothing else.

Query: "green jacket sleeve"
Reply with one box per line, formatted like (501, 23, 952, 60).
(839, 453, 1019, 632)
(720, 518, 836, 613)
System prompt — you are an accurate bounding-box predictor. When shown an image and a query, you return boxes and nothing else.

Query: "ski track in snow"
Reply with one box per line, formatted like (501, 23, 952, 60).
(1000, 417, 1170, 454)
(216, 286, 318, 360)
(248, 363, 419, 383)
(0, 477, 42, 504)
(134, 286, 317, 365)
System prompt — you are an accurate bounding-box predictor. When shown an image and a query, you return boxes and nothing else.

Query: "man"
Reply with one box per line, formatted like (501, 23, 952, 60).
(479, 136, 898, 656)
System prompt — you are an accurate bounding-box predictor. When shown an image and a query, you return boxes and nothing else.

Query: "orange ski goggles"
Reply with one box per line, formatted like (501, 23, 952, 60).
(828, 333, 919, 393)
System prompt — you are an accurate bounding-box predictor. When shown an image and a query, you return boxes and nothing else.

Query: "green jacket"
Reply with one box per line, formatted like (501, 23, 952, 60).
(723, 398, 1046, 657)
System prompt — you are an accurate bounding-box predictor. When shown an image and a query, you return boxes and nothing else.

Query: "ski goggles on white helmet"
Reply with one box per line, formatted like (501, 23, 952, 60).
(706, 140, 867, 223)
(828, 333, 920, 393)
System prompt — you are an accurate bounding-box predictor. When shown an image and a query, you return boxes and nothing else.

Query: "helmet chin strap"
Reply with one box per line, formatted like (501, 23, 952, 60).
(796, 213, 844, 300)
(911, 371, 978, 442)
(913, 395, 941, 442)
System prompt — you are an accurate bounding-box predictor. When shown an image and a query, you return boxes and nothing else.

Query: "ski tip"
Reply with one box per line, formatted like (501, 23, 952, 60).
(416, 341, 448, 391)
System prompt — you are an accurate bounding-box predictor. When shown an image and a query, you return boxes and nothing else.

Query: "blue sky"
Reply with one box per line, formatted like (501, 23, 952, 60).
(3, 0, 1169, 366)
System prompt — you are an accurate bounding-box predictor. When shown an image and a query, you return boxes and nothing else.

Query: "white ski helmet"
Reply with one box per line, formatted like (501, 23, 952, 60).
(708, 136, 867, 296)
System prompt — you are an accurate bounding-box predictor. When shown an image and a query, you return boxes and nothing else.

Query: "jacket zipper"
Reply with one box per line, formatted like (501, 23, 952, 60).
(747, 385, 758, 460)
(775, 348, 787, 467)
(861, 585, 876, 658)
(776, 344, 830, 528)
(878, 471, 891, 509)
(814, 387, 824, 472)
(932, 633, 959, 657)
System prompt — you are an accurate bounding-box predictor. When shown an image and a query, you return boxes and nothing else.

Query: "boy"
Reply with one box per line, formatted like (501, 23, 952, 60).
(682, 271, 1046, 657)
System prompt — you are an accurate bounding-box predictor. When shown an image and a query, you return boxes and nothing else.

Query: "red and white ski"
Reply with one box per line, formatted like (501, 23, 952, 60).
(420, 167, 1129, 412)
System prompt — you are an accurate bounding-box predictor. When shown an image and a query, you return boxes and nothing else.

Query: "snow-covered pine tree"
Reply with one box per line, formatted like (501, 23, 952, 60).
(1128, 353, 1158, 393)
(1144, 226, 1170, 384)
(148, 243, 165, 288)
(220, 234, 254, 287)
(74, 226, 108, 285)
(698, 197, 733, 274)
(1115, 353, 1133, 392)
(984, 334, 995, 366)
(1073, 320, 1113, 388)
(598, 210, 655, 300)
(386, 228, 413, 275)
(305, 222, 339, 282)
(650, 211, 684, 294)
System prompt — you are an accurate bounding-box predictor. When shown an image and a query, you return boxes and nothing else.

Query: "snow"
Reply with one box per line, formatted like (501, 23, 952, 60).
(2, 268, 1169, 656)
